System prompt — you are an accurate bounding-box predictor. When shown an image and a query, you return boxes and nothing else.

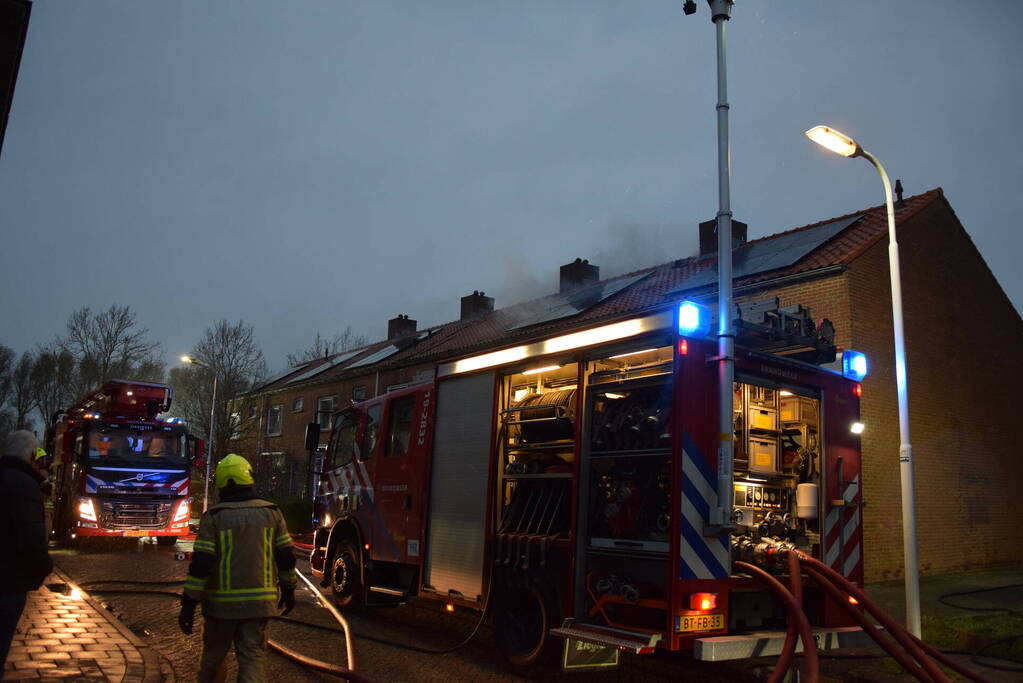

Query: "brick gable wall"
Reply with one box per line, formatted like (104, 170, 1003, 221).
(847, 200, 1023, 580)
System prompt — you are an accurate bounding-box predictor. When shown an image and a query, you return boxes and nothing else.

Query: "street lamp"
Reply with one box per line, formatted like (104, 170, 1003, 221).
(181, 355, 218, 513)
(805, 125, 921, 638)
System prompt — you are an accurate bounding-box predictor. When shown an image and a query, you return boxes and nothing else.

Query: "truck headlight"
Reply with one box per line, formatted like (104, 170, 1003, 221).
(78, 498, 97, 522)
(172, 499, 190, 523)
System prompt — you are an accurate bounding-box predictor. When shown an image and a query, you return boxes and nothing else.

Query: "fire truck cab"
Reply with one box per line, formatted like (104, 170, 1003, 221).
(47, 380, 204, 544)
(309, 299, 868, 671)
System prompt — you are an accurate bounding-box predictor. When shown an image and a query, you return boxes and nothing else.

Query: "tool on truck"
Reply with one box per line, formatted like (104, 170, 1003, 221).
(45, 380, 205, 545)
(304, 298, 876, 673)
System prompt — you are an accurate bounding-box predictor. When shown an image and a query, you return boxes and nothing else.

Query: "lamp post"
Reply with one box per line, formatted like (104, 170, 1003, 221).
(805, 125, 921, 637)
(683, 0, 738, 532)
(181, 355, 218, 513)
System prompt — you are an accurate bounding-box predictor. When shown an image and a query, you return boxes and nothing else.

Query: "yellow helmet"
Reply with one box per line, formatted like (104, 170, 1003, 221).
(215, 454, 254, 488)
(34, 448, 47, 462)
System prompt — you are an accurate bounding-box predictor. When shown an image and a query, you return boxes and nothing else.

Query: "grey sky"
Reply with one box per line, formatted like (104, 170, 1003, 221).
(2, 1, 1021, 373)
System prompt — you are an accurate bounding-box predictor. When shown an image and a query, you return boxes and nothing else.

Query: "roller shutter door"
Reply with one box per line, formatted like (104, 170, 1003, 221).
(423, 372, 495, 601)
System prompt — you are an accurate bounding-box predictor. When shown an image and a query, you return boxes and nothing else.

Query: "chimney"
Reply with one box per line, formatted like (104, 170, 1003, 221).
(699, 219, 748, 256)
(559, 258, 599, 294)
(387, 314, 417, 340)
(460, 290, 494, 321)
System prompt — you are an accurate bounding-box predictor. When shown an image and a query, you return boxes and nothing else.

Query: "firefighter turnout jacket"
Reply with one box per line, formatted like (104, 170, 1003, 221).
(184, 498, 298, 619)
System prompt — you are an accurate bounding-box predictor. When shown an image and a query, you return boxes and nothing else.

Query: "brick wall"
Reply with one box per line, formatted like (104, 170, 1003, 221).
(737, 198, 1023, 580)
(847, 200, 1023, 580)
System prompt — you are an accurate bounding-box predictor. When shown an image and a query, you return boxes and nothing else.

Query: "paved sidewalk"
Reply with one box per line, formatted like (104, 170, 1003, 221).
(3, 568, 163, 682)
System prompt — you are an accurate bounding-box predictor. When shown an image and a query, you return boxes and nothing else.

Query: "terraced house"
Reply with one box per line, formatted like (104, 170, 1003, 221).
(233, 188, 1022, 581)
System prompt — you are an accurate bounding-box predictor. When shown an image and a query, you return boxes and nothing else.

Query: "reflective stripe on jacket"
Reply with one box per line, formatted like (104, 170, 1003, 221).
(183, 498, 296, 619)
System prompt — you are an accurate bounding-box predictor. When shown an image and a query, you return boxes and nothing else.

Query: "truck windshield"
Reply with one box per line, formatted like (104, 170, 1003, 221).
(87, 428, 187, 467)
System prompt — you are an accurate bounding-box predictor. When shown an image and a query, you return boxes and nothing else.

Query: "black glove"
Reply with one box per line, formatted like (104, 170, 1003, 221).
(178, 596, 198, 635)
(278, 586, 295, 615)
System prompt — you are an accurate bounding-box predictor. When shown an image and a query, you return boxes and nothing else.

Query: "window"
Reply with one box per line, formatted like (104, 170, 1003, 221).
(352, 385, 366, 401)
(317, 396, 336, 430)
(360, 405, 382, 460)
(386, 396, 415, 457)
(292, 397, 304, 412)
(248, 405, 257, 419)
(327, 412, 358, 470)
(266, 405, 283, 436)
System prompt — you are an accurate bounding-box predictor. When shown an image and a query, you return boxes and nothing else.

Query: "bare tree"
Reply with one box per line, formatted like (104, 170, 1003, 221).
(0, 344, 13, 410)
(285, 327, 367, 367)
(169, 320, 267, 465)
(0, 345, 15, 442)
(30, 346, 76, 430)
(10, 351, 36, 432)
(57, 304, 164, 395)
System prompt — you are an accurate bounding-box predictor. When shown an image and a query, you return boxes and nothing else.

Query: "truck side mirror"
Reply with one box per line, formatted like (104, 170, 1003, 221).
(304, 422, 321, 452)
(189, 437, 206, 471)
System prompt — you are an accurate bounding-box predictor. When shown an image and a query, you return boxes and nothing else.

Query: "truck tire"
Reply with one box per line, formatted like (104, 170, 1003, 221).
(157, 536, 178, 546)
(329, 539, 364, 611)
(493, 579, 559, 674)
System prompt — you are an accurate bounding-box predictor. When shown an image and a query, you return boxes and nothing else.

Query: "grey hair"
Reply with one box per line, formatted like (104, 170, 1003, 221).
(3, 430, 39, 462)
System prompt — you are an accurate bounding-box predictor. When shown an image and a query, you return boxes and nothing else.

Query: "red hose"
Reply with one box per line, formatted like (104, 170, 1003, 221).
(268, 640, 375, 683)
(735, 561, 820, 683)
(801, 564, 934, 682)
(796, 553, 949, 683)
(767, 551, 803, 683)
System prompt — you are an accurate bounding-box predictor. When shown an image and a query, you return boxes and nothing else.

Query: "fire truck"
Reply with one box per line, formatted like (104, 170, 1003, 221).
(307, 299, 869, 671)
(46, 380, 204, 544)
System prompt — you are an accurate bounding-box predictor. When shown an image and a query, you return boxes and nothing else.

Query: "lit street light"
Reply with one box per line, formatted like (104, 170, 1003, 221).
(805, 125, 921, 637)
(181, 355, 218, 512)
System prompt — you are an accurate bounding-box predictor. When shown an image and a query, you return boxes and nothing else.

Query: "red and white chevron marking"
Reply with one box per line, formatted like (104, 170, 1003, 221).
(823, 475, 862, 579)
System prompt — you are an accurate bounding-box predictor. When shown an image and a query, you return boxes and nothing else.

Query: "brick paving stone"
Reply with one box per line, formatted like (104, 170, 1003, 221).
(3, 570, 162, 682)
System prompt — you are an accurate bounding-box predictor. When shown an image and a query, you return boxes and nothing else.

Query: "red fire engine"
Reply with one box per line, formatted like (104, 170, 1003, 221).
(308, 299, 869, 671)
(47, 380, 204, 544)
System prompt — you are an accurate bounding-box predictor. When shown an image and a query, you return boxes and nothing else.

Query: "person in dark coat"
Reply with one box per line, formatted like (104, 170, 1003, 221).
(0, 430, 54, 669)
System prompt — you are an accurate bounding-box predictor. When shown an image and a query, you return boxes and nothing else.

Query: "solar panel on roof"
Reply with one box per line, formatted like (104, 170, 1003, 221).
(508, 272, 651, 331)
(666, 215, 862, 296)
(252, 364, 310, 390)
(285, 348, 364, 385)
(347, 344, 400, 369)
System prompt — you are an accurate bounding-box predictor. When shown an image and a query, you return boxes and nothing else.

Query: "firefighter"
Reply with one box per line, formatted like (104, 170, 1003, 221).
(178, 454, 297, 682)
(32, 448, 55, 540)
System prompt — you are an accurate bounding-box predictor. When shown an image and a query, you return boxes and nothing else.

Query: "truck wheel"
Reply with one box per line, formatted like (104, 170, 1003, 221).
(157, 536, 178, 546)
(493, 579, 558, 673)
(329, 540, 364, 611)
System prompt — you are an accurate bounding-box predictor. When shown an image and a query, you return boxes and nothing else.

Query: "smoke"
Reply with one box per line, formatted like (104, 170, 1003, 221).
(591, 216, 701, 279)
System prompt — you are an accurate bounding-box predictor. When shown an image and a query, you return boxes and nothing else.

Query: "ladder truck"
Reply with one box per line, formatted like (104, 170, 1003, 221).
(46, 380, 204, 545)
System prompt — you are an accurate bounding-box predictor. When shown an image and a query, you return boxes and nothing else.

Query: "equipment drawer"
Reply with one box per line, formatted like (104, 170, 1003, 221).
(747, 406, 778, 431)
(748, 436, 779, 474)
(780, 397, 818, 427)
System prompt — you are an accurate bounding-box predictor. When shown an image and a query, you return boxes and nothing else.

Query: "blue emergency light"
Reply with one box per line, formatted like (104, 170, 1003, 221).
(842, 350, 868, 381)
(678, 301, 710, 337)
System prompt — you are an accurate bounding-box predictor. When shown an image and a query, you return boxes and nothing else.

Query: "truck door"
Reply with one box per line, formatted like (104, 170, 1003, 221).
(373, 388, 432, 564)
(423, 372, 495, 603)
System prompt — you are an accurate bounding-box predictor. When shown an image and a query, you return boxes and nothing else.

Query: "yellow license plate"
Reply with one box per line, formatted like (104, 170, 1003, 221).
(676, 613, 725, 633)
(123, 530, 150, 537)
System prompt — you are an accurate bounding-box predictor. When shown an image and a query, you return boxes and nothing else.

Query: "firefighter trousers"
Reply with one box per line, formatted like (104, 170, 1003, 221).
(199, 615, 268, 683)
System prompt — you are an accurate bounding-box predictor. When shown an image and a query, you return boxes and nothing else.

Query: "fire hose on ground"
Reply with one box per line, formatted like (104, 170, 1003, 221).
(83, 569, 371, 682)
(81, 543, 494, 680)
(734, 547, 994, 683)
